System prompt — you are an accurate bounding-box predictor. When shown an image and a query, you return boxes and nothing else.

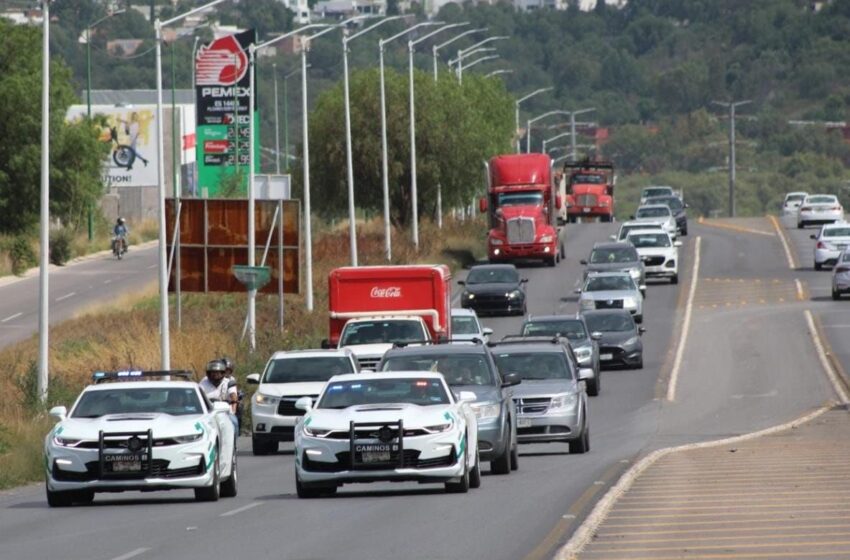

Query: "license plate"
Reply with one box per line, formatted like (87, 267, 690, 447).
(517, 417, 532, 428)
(356, 444, 395, 464)
(600, 353, 613, 361)
(582, 207, 591, 213)
(112, 461, 142, 472)
(104, 453, 146, 472)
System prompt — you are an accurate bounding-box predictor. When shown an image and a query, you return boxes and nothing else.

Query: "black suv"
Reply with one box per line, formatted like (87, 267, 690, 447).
(379, 342, 520, 474)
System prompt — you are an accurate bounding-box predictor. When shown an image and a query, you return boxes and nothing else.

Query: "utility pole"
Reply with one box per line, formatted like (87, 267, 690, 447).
(712, 99, 752, 218)
(38, 0, 50, 402)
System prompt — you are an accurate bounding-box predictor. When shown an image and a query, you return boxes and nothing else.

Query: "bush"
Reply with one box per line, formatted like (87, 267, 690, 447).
(49, 228, 74, 266)
(8, 236, 36, 276)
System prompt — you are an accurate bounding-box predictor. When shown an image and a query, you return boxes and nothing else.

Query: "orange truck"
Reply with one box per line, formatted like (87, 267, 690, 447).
(564, 159, 615, 223)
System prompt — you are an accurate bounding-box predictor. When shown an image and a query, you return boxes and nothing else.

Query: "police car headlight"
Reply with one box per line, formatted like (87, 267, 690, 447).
(174, 433, 203, 444)
(52, 436, 81, 448)
(303, 425, 332, 438)
(423, 422, 452, 434)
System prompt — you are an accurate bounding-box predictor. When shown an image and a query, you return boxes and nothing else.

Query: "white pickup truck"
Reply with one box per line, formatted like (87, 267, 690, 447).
(334, 316, 431, 370)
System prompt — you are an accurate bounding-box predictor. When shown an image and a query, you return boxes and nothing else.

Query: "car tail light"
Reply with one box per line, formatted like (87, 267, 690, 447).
(836, 266, 850, 274)
(801, 207, 811, 212)
(817, 241, 827, 250)
(832, 206, 842, 211)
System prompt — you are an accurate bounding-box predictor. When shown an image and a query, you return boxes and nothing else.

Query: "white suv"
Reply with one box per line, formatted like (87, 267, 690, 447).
(626, 229, 681, 284)
(247, 349, 359, 455)
(812, 223, 850, 270)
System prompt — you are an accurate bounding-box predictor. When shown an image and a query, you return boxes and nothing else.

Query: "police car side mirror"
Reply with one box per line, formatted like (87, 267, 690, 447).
(246, 373, 260, 385)
(320, 339, 331, 349)
(295, 396, 313, 412)
(49, 406, 67, 421)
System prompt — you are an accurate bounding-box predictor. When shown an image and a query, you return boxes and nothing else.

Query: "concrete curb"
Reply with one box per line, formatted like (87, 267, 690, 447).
(0, 240, 159, 289)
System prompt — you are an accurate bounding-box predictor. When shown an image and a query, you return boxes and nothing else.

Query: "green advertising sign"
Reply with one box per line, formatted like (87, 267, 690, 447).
(196, 112, 260, 196)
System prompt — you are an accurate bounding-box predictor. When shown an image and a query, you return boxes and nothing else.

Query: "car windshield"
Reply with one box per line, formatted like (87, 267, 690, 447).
(498, 192, 543, 206)
(786, 194, 806, 203)
(628, 233, 671, 248)
(572, 174, 604, 184)
(585, 275, 635, 292)
(493, 352, 573, 381)
(466, 267, 519, 284)
(590, 247, 637, 264)
(264, 356, 354, 383)
(643, 187, 672, 198)
(583, 313, 635, 333)
(636, 206, 671, 218)
(824, 228, 850, 238)
(452, 316, 480, 335)
(72, 387, 203, 418)
(340, 320, 424, 346)
(317, 378, 450, 409)
(522, 320, 587, 340)
(807, 196, 836, 205)
(381, 354, 495, 386)
(647, 197, 683, 212)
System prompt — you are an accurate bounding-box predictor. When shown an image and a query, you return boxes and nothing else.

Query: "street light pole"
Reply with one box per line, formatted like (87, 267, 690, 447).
(454, 36, 508, 84)
(155, 0, 226, 368)
(712, 99, 752, 217)
(542, 131, 571, 154)
(457, 53, 499, 82)
(526, 109, 570, 154)
(485, 68, 513, 78)
(568, 108, 594, 161)
(515, 87, 552, 154)
(342, 16, 402, 267)
(432, 27, 486, 81)
(38, 0, 50, 402)
(273, 64, 280, 174)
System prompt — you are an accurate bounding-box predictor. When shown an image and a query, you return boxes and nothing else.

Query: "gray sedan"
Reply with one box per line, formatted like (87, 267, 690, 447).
(581, 242, 646, 291)
(519, 315, 601, 396)
(577, 271, 644, 323)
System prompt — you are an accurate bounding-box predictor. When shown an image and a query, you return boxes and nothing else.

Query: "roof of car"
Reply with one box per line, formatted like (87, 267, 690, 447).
(84, 380, 200, 392)
(785, 191, 808, 197)
(580, 309, 635, 318)
(489, 340, 568, 354)
(328, 371, 446, 383)
(586, 270, 633, 278)
(621, 220, 663, 228)
(268, 348, 355, 360)
(451, 308, 479, 317)
(469, 264, 518, 271)
(524, 314, 584, 323)
(384, 343, 490, 356)
(592, 241, 635, 250)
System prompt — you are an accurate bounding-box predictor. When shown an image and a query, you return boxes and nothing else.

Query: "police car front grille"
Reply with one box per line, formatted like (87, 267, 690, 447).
(277, 396, 318, 416)
(52, 459, 203, 482)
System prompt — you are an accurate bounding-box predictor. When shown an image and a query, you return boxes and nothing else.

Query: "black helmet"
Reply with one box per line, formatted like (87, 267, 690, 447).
(117, 217, 125, 225)
(220, 357, 234, 372)
(205, 360, 226, 374)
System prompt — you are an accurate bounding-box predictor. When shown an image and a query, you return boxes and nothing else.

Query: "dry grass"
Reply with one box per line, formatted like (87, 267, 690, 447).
(0, 216, 485, 489)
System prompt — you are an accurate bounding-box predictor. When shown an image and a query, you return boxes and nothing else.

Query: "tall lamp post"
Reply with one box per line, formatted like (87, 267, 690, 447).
(455, 36, 507, 84)
(485, 68, 513, 78)
(378, 21, 447, 260)
(566, 108, 595, 161)
(712, 99, 752, 218)
(432, 27, 486, 80)
(282, 67, 303, 172)
(155, 0, 226, 368)
(526, 109, 570, 154)
(542, 131, 571, 154)
(38, 0, 51, 402)
(342, 16, 402, 267)
(457, 53, 499, 80)
(515, 87, 552, 153)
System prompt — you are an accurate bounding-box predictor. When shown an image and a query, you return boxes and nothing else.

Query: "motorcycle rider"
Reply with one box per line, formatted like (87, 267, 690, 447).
(220, 357, 244, 432)
(112, 217, 129, 254)
(200, 360, 239, 436)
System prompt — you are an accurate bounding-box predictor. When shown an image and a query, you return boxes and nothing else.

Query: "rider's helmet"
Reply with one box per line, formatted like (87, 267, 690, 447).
(220, 357, 234, 375)
(117, 217, 125, 225)
(205, 360, 226, 385)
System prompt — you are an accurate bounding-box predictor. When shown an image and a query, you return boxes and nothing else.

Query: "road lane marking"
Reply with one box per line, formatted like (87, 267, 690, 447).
(666, 235, 701, 402)
(108, 548, 149, 560)
(1, 312, 22, 323)
(805, 309, 850, 404)
(796, 279, 806, 300)
(104, 279, 112, 284)
(220, 502, 263, 517)
(554, 405, 831, 560)
(55, 292, 76, 302)
(769, 214, 797, 270)
(147, 264, 157, 269)
(696, 217, 775, 236)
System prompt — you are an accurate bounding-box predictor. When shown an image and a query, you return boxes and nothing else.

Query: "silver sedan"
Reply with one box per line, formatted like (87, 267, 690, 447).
(577, 271, 644, 323)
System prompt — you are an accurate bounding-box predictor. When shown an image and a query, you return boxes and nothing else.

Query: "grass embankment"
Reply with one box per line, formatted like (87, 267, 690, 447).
(0, 217, 484, 489)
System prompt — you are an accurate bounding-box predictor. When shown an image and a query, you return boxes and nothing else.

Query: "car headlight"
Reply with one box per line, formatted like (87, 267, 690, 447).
(490, 238, 504, 246)
(423, 422, 453, 434)
(623, 297, 637, 308)
(539, 235, 554, 243)
(52, 436, 81, 448)
(623, 336, 639, 347)
(574, 346, 592, 361)
(506, 289, 522, 299)
(628, 268, 641, 279)
(303, 425, 333, 438)
(580, 298, 595, 309)
(549, 393, 578, 410)
(465, 291, 475, 300)
(471, 402, 501, 419)
(174, 433, 203, 444)
(254, 392, 278, 405)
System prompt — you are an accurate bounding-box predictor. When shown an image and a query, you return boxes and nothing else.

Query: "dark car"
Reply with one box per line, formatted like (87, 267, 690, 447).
(459, 264, 528, 316)
(379, 343, 520, 474)
(579, 309, 645, 369)
(644, 195, 688, 236)
(519, 315, 601, 396)
(580, 242, 646, 291)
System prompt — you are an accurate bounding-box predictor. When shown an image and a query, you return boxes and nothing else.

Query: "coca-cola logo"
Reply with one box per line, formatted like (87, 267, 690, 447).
(370, 286, 402, 298)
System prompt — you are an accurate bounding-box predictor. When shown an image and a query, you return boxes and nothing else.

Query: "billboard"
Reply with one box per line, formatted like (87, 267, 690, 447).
(195, 29, 259, 196)
(66, 105, 158, 187)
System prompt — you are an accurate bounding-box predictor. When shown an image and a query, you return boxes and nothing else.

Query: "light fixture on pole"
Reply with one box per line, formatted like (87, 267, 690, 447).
(457, 53, 499, 82)
(342, 16, 403, 267)
(455, 36, 508, 84)
(515, 87, 553, 154)
(155, 0, 226, 369)
(432, 27, 486, 80)
(566, 108, 595, 161)
(542, 131, 571, 155)
(38, 0, 51, 402)
(712, 99, 752, 218)
(378, 20, 448, 260)
(485, 68, 513, 78)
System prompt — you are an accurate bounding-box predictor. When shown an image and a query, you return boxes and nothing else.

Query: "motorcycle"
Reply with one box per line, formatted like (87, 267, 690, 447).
(112, 235, 127, 260)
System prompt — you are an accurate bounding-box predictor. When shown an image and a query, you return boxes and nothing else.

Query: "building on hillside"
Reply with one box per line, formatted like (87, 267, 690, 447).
(1, 8, 45, 25)
(313, 0, 386, 19)
(107, 39, 144, 57)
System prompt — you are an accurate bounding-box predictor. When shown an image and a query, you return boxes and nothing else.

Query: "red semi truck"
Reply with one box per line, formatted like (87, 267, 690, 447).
(564, 159, 616, 223)
(481, 153, 564, 267)
(325, 265, 452, 370)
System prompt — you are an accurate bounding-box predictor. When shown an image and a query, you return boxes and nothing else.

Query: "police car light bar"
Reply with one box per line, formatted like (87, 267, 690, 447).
(92, 370, 194, 383)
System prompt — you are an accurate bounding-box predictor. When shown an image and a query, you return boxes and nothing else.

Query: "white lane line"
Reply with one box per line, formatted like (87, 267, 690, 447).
(555, 405, 832, 560)
(796, 279, 806, 301)
(769, 214, 796, 270)
(220, 502, 263, 517)
(108, 548, 150, 560)
(103, 279, 112, 284)
(146, 264, 157, 269)
(1, 312, 22, 323)
(805, 309, 850, 404)
(666, 236, 701, 402)
(821, 324, 850, 328)
(55, 292, 76, 302)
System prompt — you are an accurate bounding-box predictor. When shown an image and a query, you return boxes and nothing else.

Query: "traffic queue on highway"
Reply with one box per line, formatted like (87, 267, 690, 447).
(42, 153, 690, 505)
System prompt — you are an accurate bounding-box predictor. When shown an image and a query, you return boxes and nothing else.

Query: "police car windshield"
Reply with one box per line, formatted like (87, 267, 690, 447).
(493, 352, 573, 381)
(72, 388, 203, 418)
(264, 356, 354, 383)
(381, 354, 496, 386)
(318, 378, 449, 408)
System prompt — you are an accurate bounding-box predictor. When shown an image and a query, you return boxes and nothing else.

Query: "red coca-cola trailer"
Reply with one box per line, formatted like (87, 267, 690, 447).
(327, 265, 452, 346)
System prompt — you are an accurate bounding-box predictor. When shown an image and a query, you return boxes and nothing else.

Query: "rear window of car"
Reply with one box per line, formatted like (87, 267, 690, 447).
(807, 196, 837, 205)
(636, 206, 671, 218)
(786, 194, 806, 203)
(643, 187, 672, 198)
(493, 351, 574, 381)
(590, 247, 638, 263)
(522, 320, 587, 340)
(263, 356, 355, 383)
(823, 228, 850, 237)
(381, 353, 496, 386)
(452, 316, 480, 335)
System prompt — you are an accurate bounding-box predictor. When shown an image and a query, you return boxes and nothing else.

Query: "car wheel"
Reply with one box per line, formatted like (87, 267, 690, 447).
(295, 471, 336, 498)
(815, 261, 822, 271)
(510, 436, 519, 471)
(634, 314, 643, 324)
(560, 244, 566, 259)
(220, 448, 238, 498)
(445, 446, 470, 494)
(45, 482, 75, 508)
(74, 490, 95, 505)
(833, 288, 841, 301)
(469, 451, 482, 489)
(546, 256, 557, 267)
(633, 356, 644, 370)
(490, 440, 511, 475)
(194, 450, 221, 502)
(587, 374, 600, 397)
(671, 274, 679, 285)
(252, 436, 275, 455)
(569, 426, 590, 454)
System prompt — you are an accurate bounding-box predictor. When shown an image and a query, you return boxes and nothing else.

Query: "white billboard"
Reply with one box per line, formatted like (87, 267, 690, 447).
(67, 105, 159, 187)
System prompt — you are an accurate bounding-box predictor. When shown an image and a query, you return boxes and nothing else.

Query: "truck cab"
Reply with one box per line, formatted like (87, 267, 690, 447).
(565, 160, 615, 223)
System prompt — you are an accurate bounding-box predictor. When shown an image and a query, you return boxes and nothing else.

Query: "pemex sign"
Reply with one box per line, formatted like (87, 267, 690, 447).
(195, 29, 259, 197)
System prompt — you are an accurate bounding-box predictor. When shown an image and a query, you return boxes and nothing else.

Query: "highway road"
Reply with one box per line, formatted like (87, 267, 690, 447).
(0, 220, 843, 560)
